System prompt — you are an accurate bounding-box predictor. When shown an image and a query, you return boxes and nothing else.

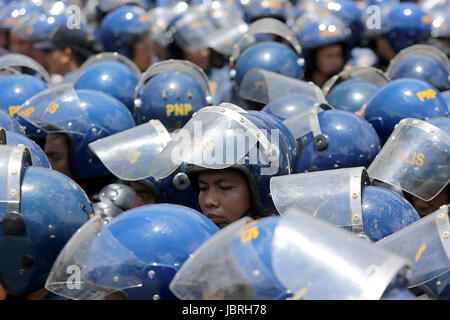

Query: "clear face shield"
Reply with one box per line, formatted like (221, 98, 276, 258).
(281, 103, 332, 149)
(0, 53, 51, 83)
(376, 204, 449, 288)
(146, 105, 281, 180)
(239, 67, 326, 105)
(14, 83, 92, 137)
(88, 120, 172, 181)
(271, 208, 412, 299)
(322, 66, 391, 97)
(368, 118, 450, 201)
(270, 167, 371, 235)
(169, 217, 290, 300)
(45, 215, 147, 300)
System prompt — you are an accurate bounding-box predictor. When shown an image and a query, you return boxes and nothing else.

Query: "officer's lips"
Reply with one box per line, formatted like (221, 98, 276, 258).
(205, 213, 226, 224)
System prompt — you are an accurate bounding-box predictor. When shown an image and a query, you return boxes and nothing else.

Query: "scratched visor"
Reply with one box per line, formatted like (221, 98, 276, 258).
(88, 120, 172, 181)
(269, 167, 371, 233)
(45, 215, 146, 300)
(147, 105, 278, 180)
(14, 84, 90, 136)
(169, 217, 289, 300)
(272, 208, 412, 299)
(376, 205, 449, 287)
(368, 118, 450, 201)
(0, 53, 51, 83)
(239, 68, 326, 105)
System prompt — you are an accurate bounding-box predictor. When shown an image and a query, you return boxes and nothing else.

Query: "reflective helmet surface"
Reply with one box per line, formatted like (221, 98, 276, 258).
(99, 5, 151, 58)
(364, 78, 449, 144)
(296, 109, 381, 173)
(0, 149, 92, 295)
(360, 185, 420, 242)
(386, 45, 450, 91)
(234, 41, 304, 86)
(137, 71, 207, 131)
(74, 61, 140, 113)
(293, 13, 350, 70)
(383, 2, 432, 53)
(326, 78, 381, 113)
(17, 86, 136, 179)
(45, 203, 218, 300)
(0, 74, 48, 118)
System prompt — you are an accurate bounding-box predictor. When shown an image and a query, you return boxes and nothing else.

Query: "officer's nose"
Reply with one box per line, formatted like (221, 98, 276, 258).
(202, 189, 220, 208)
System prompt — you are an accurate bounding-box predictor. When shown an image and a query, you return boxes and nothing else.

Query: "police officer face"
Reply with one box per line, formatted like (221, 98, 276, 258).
(411, 188, 449, 218)
(314, 43, 344, 77)
(183, 48, 211, 72)
(44, 133, 76, 181)
(129, 181, 157, 209)
(197, 169, 251, 225)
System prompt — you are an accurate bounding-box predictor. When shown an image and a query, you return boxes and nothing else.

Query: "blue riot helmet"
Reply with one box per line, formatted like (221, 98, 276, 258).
(0, 74, 48, 118)
(283, 107, 381, 173)
(0, 144, 92, 296)
(364, 78, 449, 144)
(0, 109, 24, 133)
(229, 18, 304, 87)
(15, 84, 136, 180)
(322, 66, 390, 114)
(45, 203, 218, 300)
(0, 1, 43, 32)
(4, 130, 51, 168)
(270, 167, 419, 242)
(376, 204, 449, 300)
(73, 52, 141, 114)
(430, 10, 450, 40)
(386, 44, 450, 91)
(88, 120, 201, 211)
(326, 79, 381, 113)
(383, 2, 432, 54)
(368, 117, 449, 204)
(133, 59, 210, 131)
(292, 12, 351, 75)
(323, 0, 365, 47)
(170, 207, 414, 300)
(0, 71, 49, 141)
(99, 5, 152, 59)
(10, 11, 68, 44)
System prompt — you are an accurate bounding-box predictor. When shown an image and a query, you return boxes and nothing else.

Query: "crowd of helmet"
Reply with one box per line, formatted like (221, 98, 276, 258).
(0, 0, 448, 301)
